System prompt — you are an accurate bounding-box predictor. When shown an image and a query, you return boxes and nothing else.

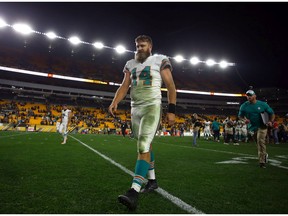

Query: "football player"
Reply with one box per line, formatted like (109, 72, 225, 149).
(59, 104, 72, 144)
(203, 120, 212, 140)
(109, 35, 176, 210)
(235, 117, 245, 142)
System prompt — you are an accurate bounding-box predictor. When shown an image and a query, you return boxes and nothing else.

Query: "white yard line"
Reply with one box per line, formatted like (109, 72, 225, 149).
(157, 141, 253, 156)
(156, 141, 288, 170)
(69, 135, 204, 214)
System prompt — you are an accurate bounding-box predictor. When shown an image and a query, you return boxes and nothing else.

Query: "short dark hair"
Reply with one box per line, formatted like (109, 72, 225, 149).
(135, 35, 153, 46)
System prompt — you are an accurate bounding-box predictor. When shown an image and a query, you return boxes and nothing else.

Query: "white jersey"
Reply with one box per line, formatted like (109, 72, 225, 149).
(204, 121, 211, 129)
(56, 121, 60, 131)
(241, 123, 248, 134)
(123, 54, 172, 107)
(236, 119, 244, 129)
(61, 109, 71, 124)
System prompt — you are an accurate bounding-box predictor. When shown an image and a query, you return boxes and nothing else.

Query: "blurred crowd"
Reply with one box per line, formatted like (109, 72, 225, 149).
(1, 99, 287, 144)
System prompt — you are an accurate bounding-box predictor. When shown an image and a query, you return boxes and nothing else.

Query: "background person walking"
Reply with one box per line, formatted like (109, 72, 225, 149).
(238, 88, 275, 168)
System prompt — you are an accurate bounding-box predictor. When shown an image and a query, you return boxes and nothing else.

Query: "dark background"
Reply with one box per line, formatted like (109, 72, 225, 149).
(0, 2, 287, 90)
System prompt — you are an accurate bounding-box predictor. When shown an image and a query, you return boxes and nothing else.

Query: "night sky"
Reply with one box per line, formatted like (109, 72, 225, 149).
(0, 2, 287, 90)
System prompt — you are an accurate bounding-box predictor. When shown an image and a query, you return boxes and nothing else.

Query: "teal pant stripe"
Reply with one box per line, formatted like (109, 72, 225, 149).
(149, 151, 155, 170)
(133, 160, 150, 186)
(150, 151, 155, 162)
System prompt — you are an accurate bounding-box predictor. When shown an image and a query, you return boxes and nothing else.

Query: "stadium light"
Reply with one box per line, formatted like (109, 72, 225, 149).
(219, 60, 228, 69)
(206, 59, 216, 67)
(115, 45, 126, 54)
(1, 17, 237, 68)
(12, 23, 33, 35)
(93, 42, 104, 49)
(46, 31, 57, 39)
(190, 57, 200, 65)
(174, 55, 184, 63)
(68, 36, 81, 45)
(0, 18, 8, 28)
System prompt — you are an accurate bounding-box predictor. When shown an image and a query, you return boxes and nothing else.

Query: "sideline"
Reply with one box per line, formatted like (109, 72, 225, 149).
(0, 131, 37, 139)
(69, 135, 204, 214)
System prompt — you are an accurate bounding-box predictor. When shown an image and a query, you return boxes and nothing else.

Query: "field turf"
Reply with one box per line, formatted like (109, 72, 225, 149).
(0, 131, 288, 213)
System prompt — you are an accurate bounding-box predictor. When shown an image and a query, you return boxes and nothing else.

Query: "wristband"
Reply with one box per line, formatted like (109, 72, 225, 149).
(168, 103, 176, 114)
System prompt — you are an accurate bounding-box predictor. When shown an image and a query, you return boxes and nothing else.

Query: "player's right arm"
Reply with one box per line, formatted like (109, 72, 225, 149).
(238, 104, 248, 123)
(109, 72, 131, 117)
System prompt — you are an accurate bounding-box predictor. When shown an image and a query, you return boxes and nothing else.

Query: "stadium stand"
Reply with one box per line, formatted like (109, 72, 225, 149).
(0, 40, 287, 137)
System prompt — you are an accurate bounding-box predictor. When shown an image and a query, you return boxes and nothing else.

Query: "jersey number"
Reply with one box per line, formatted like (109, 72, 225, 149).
(131, 66, 152, 86)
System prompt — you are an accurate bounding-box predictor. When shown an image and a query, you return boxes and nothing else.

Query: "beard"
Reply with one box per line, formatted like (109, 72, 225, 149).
(135, 50, 151, 63)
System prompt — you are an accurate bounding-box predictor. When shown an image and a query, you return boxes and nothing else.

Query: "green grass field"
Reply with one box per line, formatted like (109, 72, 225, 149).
(1, 131, 288, 214)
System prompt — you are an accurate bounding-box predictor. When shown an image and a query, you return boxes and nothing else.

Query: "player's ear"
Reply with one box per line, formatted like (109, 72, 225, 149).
(149, 44, 152, 51)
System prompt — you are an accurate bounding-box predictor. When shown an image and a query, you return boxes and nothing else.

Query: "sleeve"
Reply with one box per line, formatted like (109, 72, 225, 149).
(264, 103, 274, 115)
(238, 104, 245, 117)
(123, 61, 130, 74)
(159, 55, 173, 71)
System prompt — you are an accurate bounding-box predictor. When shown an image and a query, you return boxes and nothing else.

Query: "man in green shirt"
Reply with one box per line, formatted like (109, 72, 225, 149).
(238, 89, 275, 168)
(211, 117, 221, 142)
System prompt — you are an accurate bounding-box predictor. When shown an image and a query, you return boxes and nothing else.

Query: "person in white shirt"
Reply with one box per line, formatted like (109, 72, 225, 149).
(203, 120, 212, 140)
(59, 104, 72, 144)
(235, 117, 244, 142)
(56, 120, 61, 133)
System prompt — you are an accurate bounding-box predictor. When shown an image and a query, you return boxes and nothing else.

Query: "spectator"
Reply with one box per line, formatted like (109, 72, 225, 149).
(272, 118, 279, 144)
(191, 113, 202, 146)
(211, 117, 221, 142)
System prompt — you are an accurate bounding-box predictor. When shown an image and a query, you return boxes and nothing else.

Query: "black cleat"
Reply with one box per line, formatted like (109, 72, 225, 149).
(118, 188, 139, 210)
(260, 163, 266, 168)
(140, 179, 158, 193)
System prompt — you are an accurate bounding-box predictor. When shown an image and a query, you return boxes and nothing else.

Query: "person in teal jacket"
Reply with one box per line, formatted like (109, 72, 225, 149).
(211, 117, 221, 142)
(238, 89, 275, 168)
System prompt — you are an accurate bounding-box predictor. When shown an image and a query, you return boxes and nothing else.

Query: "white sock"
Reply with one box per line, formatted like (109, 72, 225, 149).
(131, 183, 141, 192)
(147, 169, 156, 180)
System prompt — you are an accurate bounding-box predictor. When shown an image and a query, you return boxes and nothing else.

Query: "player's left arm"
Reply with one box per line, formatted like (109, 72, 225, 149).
(238, 105, 250, 124)
(265, 103, 275, 127)
(160, 67, 176, 126)
(265, 114, 275, 127)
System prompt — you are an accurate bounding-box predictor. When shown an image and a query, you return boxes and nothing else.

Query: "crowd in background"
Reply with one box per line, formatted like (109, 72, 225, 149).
(1, 99, 287, 144)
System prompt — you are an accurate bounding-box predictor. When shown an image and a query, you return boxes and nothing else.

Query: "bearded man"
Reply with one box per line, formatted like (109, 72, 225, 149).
(109, 35, 177, 210)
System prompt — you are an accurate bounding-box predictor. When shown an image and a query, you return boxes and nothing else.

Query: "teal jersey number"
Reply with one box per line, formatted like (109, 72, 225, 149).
(131, 66, 152, 86)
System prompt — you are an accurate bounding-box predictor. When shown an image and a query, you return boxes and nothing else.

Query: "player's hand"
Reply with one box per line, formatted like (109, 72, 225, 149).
(109, 103, 118, 117)
(166, 113, 175, 126)
(267, 121, 273, 127)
